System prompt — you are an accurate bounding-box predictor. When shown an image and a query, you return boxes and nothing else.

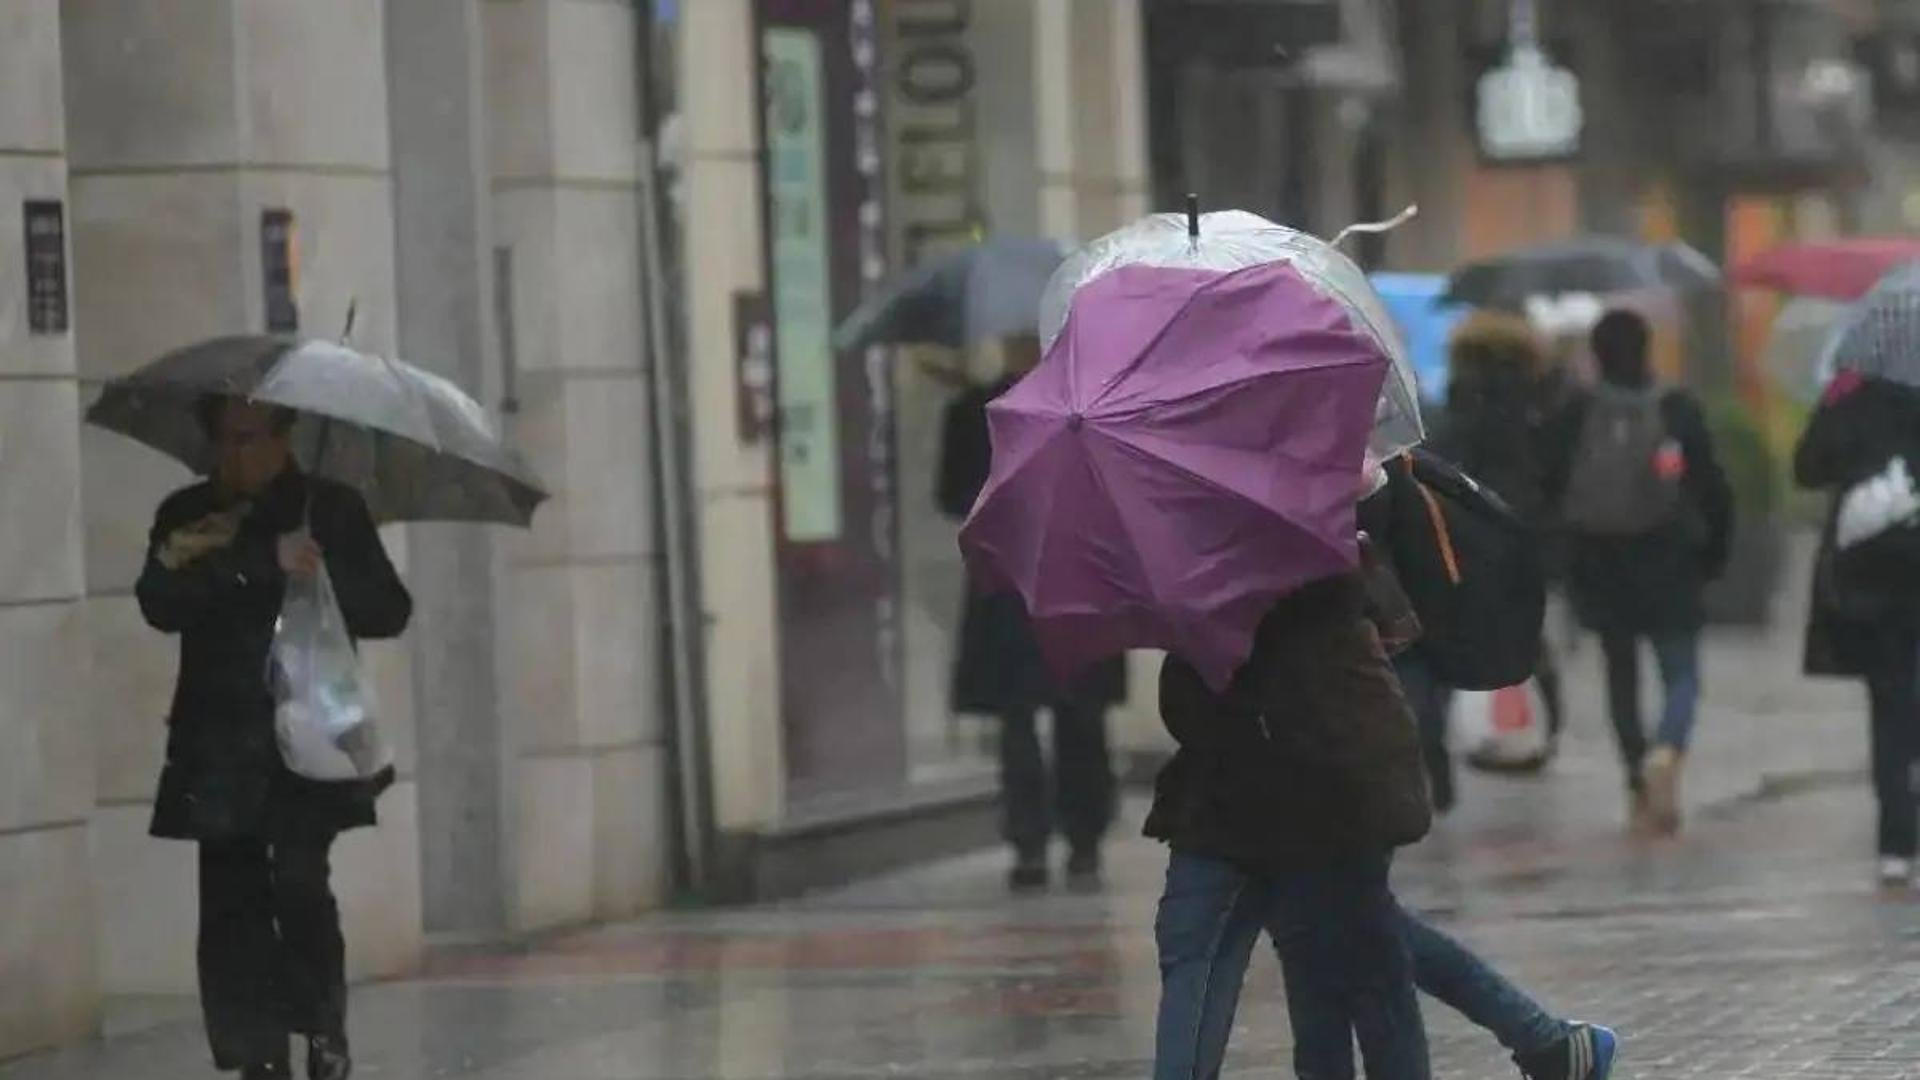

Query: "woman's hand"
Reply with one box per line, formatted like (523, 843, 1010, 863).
(277, 533, 325, 580)
(156, 509, 244, 570)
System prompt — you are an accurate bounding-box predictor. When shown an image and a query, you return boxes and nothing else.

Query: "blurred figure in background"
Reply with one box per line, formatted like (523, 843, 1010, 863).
(1401, 314, 1563, 809)
(1795, 370, 1920, 885)
(938, 336, 1125, 891)
(1545, 311, 1733, 836)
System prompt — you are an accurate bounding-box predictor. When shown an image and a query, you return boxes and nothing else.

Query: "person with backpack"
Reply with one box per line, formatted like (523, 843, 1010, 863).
(1544, 310, 1733, 835)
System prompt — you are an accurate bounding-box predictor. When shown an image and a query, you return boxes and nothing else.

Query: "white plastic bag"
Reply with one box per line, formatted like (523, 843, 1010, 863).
(1453, 681, 1550, 772)
(1836, 456, 1920, 551)
(269, 562, 390, 781)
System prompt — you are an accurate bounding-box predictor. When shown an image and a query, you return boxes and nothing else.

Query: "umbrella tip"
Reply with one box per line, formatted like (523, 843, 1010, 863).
(341, 299, 358, 344)
(1185, 193, 1200, 243)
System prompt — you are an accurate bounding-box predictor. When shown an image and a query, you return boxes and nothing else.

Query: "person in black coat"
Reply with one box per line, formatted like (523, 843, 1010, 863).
(1794, 371, 1920, 883)
(937, 336, 1126, 891)
(138, 397, 411, 1080)
(1541, 310, 1733, 835)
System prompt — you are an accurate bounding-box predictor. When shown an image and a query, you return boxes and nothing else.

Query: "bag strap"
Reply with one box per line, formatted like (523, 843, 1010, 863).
(1402, 455, 1462, 585)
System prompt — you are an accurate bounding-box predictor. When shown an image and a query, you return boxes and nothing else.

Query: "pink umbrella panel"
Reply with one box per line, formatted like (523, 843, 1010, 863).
(959, 260, 1392, 692)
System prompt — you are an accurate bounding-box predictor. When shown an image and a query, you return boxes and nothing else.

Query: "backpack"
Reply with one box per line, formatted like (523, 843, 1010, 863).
(1562, 387, 1682, 536)
(1383, 451, 1546, 691)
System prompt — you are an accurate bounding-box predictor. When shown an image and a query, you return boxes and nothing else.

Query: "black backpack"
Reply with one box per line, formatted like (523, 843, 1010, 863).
(1382, 450, 1546, 690)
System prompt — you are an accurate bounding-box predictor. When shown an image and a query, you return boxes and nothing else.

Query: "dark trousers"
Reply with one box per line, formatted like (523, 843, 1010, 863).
(1395, 654, 1456, 814)
(198, 836, 345, 1071)
(1153, 851, 1429, 1080)
(1864, 631, 1920, 858)
(1599, 630, 1701, 790)
(1000, 693, 1115, 858)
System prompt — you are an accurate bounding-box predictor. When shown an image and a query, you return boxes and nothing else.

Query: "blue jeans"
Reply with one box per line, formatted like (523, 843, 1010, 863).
(1600, 630, 1701, 787)
(1401, 913, 1567, 1057)
(1153, 851, 1429, 1080)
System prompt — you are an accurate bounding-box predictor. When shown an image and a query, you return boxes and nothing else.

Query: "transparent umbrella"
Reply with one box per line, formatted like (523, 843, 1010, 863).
(1829, 263, 1920, 392)
(1039, 208, 1424, 474)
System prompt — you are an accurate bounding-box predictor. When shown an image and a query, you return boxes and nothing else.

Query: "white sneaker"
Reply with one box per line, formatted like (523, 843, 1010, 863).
(1877, 856, 1912, 886)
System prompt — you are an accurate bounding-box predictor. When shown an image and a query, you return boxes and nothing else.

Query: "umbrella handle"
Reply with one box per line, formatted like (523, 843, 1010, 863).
(341, 299, 358, 344)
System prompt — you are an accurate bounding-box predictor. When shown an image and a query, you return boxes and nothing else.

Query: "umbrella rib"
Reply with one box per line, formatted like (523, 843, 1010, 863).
(1093, 351, 1379, 424)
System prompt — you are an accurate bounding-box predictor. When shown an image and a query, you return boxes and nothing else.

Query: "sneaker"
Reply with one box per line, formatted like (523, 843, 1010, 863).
(307, 1035, 352, 1080)
(1878, 856, 1913, 887)
(1643, 746, 1683, 835)
(1515, 1022, 1618, 1080)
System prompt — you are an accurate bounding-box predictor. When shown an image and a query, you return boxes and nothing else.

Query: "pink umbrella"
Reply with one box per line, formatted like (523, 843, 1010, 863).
(1732, 238, 1920, 301)
(958, 259, 1390, 691)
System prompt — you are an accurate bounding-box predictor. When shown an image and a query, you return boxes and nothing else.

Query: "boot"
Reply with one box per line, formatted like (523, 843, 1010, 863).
(1643, 745, 1683, 836)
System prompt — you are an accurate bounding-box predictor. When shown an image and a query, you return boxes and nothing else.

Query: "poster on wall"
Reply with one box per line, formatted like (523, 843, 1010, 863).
(23, 199, 67, 336)
(764, 27, 845, 544)
(261, 208, 300, 333)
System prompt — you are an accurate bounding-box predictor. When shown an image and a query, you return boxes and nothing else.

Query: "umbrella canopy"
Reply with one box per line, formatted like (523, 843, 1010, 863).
(962, 257, 1393, 692)
(1732, 238, 1920, 301)
(831, 237, 1066, 352)
(1763, 298, 1849, 404)
(1441, 237, 1720, 310)
(1039, 209, 1423, 472)
(87, 335, 547, 525)
(1827, 263, 1920, 391)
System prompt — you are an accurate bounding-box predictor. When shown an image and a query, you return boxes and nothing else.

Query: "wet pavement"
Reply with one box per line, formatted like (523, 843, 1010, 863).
(8, 629, 1919, 1079)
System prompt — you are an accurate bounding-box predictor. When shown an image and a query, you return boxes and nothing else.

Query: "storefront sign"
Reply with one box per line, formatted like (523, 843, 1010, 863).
(23, 199, 66, 336)
(887, 0, 981, 264)
(261, 208, 299, 333)
(764, 27, 844, 543)
(1475, 42, 1583, 163)
(734, 292, 775, 441)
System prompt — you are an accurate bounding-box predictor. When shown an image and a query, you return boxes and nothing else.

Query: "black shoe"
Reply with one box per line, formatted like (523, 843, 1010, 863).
(239, 1062, 290, 1080)
(1065, 847, 1102, 890)
(307, 1035, 352, 1080)
(1008, 853, 1049, 892)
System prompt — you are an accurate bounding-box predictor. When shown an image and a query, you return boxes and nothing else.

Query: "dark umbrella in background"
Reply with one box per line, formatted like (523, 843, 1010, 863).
(832, 237, 1066, 352)
(1441, 237, 1721, 310)
(1732, 238, 1920, 302)
(87, 333, 548, 526)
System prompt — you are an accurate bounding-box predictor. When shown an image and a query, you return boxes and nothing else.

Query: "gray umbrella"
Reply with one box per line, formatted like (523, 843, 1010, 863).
(1442, 237, 1720, 310)
(87, 334, 548, 525)
(832, 237, 1066, 352)
(1829, 262, 1920, 391)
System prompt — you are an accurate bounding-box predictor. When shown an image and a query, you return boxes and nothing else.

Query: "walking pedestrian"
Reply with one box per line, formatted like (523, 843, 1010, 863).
(1147, 546, 1434, 1080)
(939, 336, 1125, 891)
(1407, 314, 1566, 806)
(1543, 310, 1733, 835)
(1794, 370, 1920, 885)
(138, 396, 411, 1080)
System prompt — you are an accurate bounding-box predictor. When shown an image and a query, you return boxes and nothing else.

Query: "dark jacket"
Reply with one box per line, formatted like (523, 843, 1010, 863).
(1542, 387, 1734, 635)
(139, 470, 411, 843)
(1794, 374, 1920, 677)
(1143, 568, 1431, 868)
(938, 381, 1126, 714)
(1427, 363, 1554, 527)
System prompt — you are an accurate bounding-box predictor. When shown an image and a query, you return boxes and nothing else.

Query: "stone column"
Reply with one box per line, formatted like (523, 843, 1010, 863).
(0, 1, 97, 1057)
(384, 0, 513, 938)
(483, 0, 672, 928)
(62, 0, 421, 990)
(678, 0, 786, 846)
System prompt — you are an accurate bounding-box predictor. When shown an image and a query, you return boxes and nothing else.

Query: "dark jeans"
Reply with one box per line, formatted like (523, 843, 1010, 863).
(1000, 694, 1114, 858)
(1864, 630, 1920, 857)
(1153, 851, 1429, 1080)
(1395, 647, 1564, 812)
(1599, 630, 1701, 789)
(1401, 913, 1566, 1056)
(198, 836, 345, 1071)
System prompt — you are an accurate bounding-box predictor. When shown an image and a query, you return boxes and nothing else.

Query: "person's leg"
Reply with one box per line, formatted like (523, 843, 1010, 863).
(1649, 631, 1702, 752)
(1153, 852, 1268, 1080)
(1050, 690, 1115, 876)
(1597, 633, 1648, 793)
(1395, 653, 1455, 814)
(1535, 642, 1566, 745)
(1267, 859, 1429, 1080)
(998, 706, 1050, 885)
(1865, 633, 1920, 861)
(272, 839, 346, 1040)
(198, 838, 289, 1073)
(1403, 910, 1566, 1056)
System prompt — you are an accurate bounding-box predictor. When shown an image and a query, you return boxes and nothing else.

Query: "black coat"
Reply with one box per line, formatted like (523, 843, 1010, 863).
(1143, 573, 1431, 867)
(938, 381, 1126, 715)
(1794, 375, 1920, 677)
(1541, 387, 1734, 635)
(139, 470, 412, 843)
